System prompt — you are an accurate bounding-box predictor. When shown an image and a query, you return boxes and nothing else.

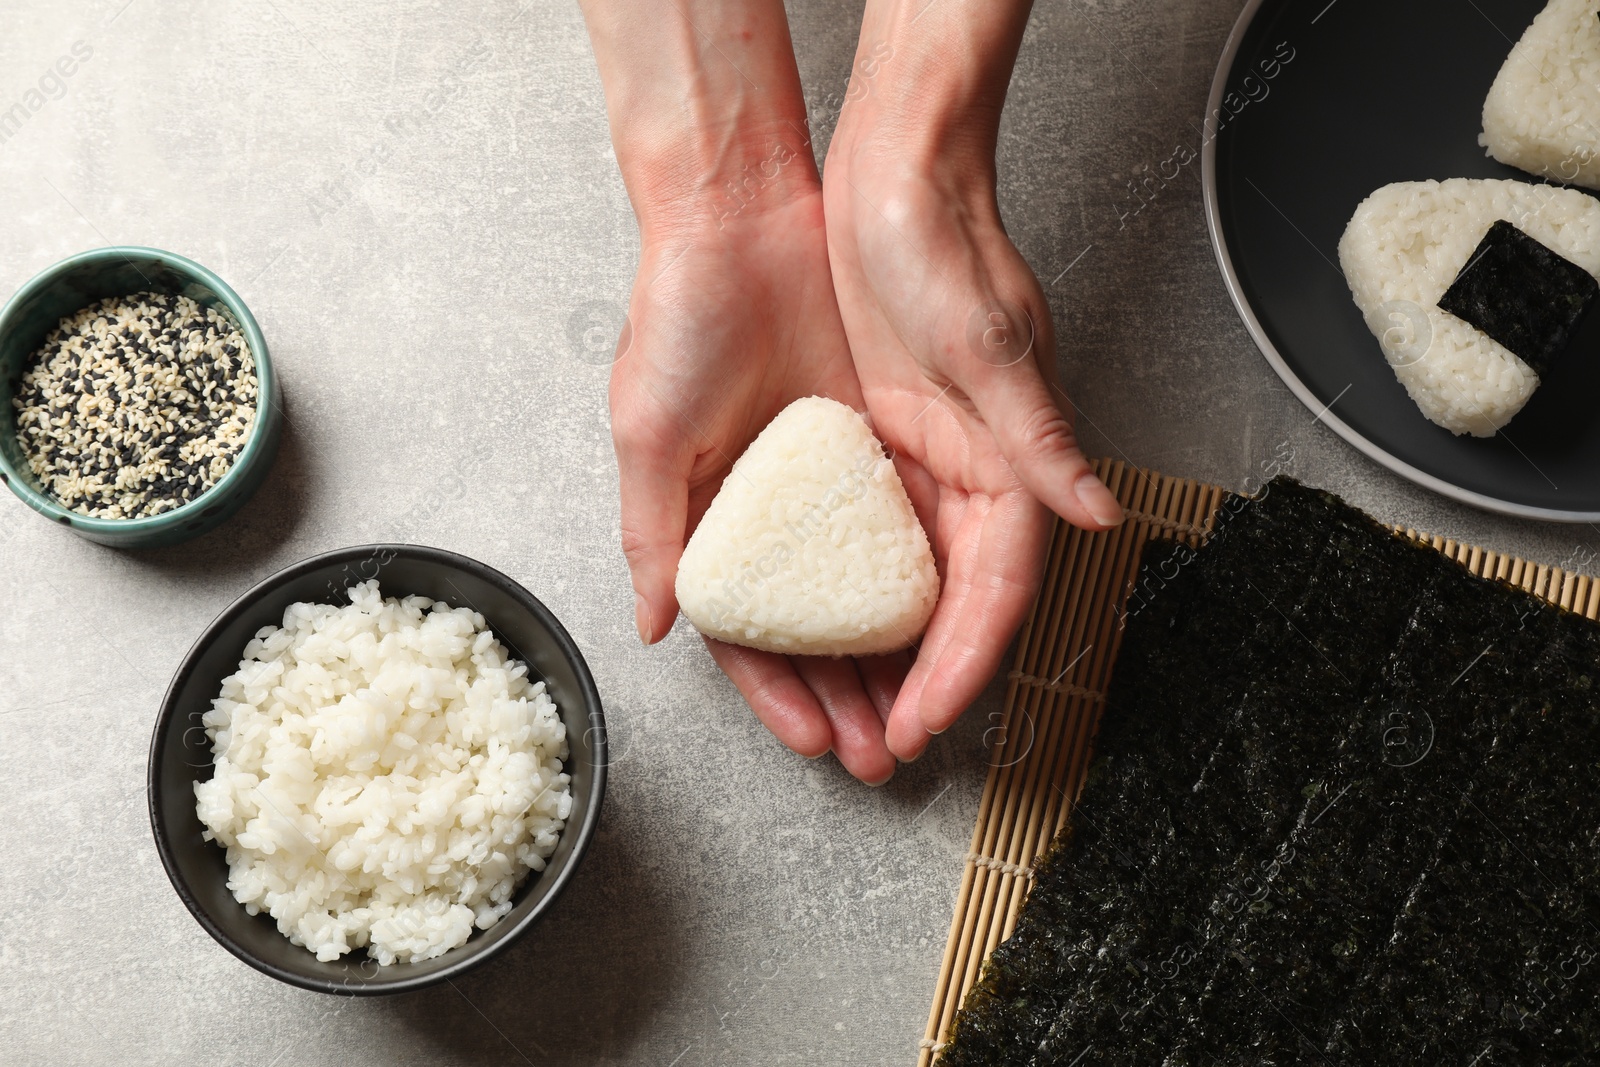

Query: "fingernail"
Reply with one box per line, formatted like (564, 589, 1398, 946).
(1075, 471, 1125, 527)
(634, 594, 653, 645)
(865, 768, 895, 787)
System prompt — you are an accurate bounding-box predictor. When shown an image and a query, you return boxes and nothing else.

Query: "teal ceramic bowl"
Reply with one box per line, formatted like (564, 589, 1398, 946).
(0, 247, 281, 548)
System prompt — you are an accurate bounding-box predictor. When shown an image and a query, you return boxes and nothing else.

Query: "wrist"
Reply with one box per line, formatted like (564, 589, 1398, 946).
(620, 106, 821, 241)
(826, 0, 1030, 200)
(580, 0, 822, 240)
(830, 95, 998, 204)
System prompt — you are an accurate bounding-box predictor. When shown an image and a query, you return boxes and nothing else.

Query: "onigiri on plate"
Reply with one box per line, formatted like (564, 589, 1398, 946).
(1480, 0, 1600, 190)
(675, 396, 938, 657)
(1338, 178, 1600, 436)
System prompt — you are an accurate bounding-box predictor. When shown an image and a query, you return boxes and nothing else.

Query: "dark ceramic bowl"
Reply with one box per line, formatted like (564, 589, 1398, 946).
(148, 545, 606, 995)
(0, 246, 281, 548)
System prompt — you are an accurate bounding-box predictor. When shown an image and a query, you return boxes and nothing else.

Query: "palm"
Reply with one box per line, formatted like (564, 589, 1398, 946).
(612, 196, 858, 540)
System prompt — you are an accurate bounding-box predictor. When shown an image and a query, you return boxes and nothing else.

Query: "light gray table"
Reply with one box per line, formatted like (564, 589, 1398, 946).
(2, 2, 1593, 1064)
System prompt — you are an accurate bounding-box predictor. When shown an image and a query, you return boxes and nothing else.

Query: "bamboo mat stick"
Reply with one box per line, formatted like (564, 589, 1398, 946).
(916, 464, 1599, 1065)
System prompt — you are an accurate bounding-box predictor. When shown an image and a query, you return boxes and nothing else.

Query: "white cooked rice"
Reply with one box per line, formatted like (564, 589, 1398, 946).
(193, 580, 571, 964)
(1480, 0, 1600, 190)
(675, 396, 939, 657)
(1338, 178, 1600, 436)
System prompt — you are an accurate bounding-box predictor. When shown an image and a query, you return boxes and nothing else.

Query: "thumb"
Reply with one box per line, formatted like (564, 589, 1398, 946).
(956, 299, 1123, 530)
(611, 406, 695, 645)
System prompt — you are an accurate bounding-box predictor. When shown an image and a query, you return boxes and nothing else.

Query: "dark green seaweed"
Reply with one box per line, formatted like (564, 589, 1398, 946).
(944, 491, 1325, 1059)
(939, 478, 1600, 1067)
(1437, 220, 1598, 377)
(1173, 568, 1550, 1064)
(943, 484, 1353, 1062)
(1029, 495, 1445, 1066)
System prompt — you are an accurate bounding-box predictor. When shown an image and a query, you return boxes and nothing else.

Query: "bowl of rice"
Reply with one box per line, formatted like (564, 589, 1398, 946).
(0, 246, 281, 548)
(148, 545, 607, 995)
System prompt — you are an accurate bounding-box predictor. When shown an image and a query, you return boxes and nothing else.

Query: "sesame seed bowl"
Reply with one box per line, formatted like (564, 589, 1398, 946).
(0, 246, 281, 548)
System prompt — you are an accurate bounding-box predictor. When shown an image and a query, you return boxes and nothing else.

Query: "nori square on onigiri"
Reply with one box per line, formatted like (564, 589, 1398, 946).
(1438, 219, 1599, 377)
(937, 478, 1600, 1066)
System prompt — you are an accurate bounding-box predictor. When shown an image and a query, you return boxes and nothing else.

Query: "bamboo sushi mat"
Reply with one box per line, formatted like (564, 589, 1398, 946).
(917, 459, 1600, 1065)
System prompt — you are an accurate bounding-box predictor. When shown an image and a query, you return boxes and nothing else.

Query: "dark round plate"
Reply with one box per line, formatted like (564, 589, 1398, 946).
(148, 545, 607, 995)
(1204, 0, 1600, 521)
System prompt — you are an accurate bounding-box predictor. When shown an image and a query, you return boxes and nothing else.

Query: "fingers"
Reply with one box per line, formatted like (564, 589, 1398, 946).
(792, 657, 896, 786)
(856, 651, 912, 724)
(892, 489, 1051, 747)
(705, 639, 900, 785)
(884, 489, 984, 761)
(885, 693, 935, 762)
(954, 314, 1123, 531)
(611, 400, 696, 645)
(704, 638, 832, 759)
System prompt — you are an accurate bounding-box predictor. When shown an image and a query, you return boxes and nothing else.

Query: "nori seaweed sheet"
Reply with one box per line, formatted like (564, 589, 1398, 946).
(1029, 489, 1445, 1067)
(947, 487, 1340, 1055)
(1437, 220, 1599, 377)
(939, 478, 1600, 1066)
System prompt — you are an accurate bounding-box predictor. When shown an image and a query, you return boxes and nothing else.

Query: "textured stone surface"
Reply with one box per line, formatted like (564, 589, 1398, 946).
(0, 2, 1594, 1065)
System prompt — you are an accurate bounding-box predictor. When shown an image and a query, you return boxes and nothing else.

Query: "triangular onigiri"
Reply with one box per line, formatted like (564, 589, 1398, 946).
(676, 396, 938, 657)
(1338, 178, 1600, 436)
(1480, 0, 1600, 190)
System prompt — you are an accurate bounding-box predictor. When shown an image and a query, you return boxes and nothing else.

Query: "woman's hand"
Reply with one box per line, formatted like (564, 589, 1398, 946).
(582, 0, 1118, 777)
(613, 191, 904, 785)
(582, 0, 907, 784)
(823, 0, 1124, 761)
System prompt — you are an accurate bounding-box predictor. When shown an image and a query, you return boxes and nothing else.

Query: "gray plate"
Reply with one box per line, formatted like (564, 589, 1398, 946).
(1203, 0, 1600, 521)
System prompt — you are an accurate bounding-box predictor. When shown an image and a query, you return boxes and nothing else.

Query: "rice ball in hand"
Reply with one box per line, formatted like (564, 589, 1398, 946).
(675, 396, 939, 657)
